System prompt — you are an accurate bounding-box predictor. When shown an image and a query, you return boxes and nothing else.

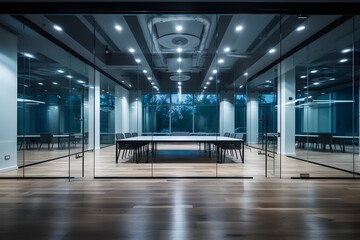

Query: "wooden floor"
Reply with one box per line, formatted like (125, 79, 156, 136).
(0, 178, 360, 239)
(1, 143, 358, 178)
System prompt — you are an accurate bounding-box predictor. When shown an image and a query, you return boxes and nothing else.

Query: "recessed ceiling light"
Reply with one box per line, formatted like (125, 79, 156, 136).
(143, 70, 147, 73)
(206, 82, 210, 85)
(53, 82, 58, 85)
(240, 85, 243, 88)
(313, 82, 320, 85)
(135, 59, 141, 63)
(244, 72, 248, 76)
(53, 25, 63, 31)
(24, 53, 34, 58)
(147, 77, 152, 80)
(224, 47, 230, 52)
(129, 84, 132, 87)
(235, 25, 243, 32)
(66, 75, 72, 79)
(177, 69, 182, 73)
(77, 80, 85, 84)
(339, 58, 348, 63)
(310, 70, 318, 73)
(212, 69, 217, 74)
(218, 59, 224, 63)
(330, 78, 335, 81)
(121, 81, 125, 83)
(178, 82, 182, 85)
(57, 70, 64, 73)
(115, 25, 122, 31)
(342, 48, 351, 53)
(129, 48, 135, 53)
(177, 58, 182, 62)
(304, 86, 307, 89)
(177, 48, 182, 53)
(176, 25, 183, 32)
(296, 25, 306, 31)
(38, 82, 44, 85)
(209, 77, 213, 80)
(153, 86, 157, 89)
(269, 48, 276, 54)
(151, 82, 155, 85)
(204, 86, 207, 89)
(300, 75, 307, 78)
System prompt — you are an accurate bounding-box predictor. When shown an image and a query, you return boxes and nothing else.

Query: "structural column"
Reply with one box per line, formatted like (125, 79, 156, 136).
(278, 58, 296, 155)
(246, 90, 259, 144)
(0, 27, 18, 172)
(88, 69, 100, 150)
(219, 91, 235, 136)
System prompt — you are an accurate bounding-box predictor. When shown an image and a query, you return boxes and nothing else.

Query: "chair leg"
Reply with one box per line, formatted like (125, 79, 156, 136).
(39, 143, 42, 150)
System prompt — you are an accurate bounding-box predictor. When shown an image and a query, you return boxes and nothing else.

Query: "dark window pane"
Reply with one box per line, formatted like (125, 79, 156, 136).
(143, 106, 170, 133)
(194, 106, 216, 132)
(153, 94, 170, 105)
(171, 106, 193, 132)
(194, 93, 217, 105)
(171, 93, 193, 105)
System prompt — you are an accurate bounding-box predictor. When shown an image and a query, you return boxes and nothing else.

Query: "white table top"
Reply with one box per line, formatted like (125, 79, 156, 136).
(295, 134, 359, 139)
(18, 134, 82, 138)
(117, 136, 243, 142)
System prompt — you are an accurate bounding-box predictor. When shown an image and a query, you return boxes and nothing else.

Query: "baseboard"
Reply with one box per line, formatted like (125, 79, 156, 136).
(0, 165, 18, 173)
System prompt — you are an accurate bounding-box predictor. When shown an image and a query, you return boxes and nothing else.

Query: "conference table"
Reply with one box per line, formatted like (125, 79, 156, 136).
(17, 134, 83, 149)
(115, 136, 245, 164)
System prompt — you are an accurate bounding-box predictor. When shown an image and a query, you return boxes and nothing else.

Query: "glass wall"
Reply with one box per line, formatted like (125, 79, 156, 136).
(1, 13, 360, 179)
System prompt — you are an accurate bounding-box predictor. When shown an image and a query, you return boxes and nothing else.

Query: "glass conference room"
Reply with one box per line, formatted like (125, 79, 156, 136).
(0, 13, 359, 178)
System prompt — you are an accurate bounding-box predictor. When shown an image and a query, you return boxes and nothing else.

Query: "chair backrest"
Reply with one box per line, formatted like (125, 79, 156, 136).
(224, 132, 230, 137)
(229, 133, 236, 138)
(172, 132, 190, 136)
(124, 133, 132, 138)
(40, 133, 53, 143)
(131, 132, 138, 137)
(318, 133, 333, 144)
(116, 133, 124, 140)
(236, 133, 244, 139)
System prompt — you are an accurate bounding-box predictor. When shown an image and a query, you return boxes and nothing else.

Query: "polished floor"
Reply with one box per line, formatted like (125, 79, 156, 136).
(0, 178, 360, 239)
(1, 143, 358, 178)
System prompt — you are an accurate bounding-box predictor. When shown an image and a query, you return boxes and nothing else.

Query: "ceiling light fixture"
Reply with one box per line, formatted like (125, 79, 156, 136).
(177, 69, 182, 73)
(296, 25, 306, 31)
(269, 48, 276, 54)
(177, 58, 182, 62)
(300, 75, 307, 78)
(129, 48, 135, 53)
(206, 82, 210, 85)
(313, 82, 320, 85)
(66, 75, 72, 79)
(310, 70, 318, 73)
(53, 25, 63, 31)
(224, 47, 230, 52)
(209, 77, 213, 80)
(151, 82, 155, 85)
(57, 70, 64, 73)
(212, 69, 217, 74)
(115, 25, 122, 31)
(135, 59, 141, 63)
(147, 77, 152, 80)
(330, 78, 335, 81)
(240, 85, 243, 88)
(204, 86, 207, 89)
(235, 25, 243, 32)
(53, 82, 58, 85)
(244, 72, 248, 76)
(342, 48, 351, 53)
(177, 47, 182, 53)
(77, 80, 85, 84)
(24, 53, 34, 58)
(339, 58, 348, 63)
(178, 82, 182, 85)
(218, 59, 224, 63)
(38, 82, 44, 85)
(143, 70, 147, 73)
(176, 25, 183, 32)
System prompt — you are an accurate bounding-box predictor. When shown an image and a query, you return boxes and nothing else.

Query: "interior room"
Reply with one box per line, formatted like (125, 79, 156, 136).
(0, 13, 359, 179)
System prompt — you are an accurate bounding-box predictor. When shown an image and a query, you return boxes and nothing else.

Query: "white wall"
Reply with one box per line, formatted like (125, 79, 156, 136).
(129, 90, 142, 135)
(0, 27, 18, 172)
(88, 69, 100, 149)
(115, 84, 130, 134)
(219, 91, 235, 135)
(246, 91, 259, 144)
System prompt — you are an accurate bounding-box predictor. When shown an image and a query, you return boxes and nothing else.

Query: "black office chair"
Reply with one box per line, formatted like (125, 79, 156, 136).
(224, 132, 230, 137)
(131, 132, 138, 137)
(124, 133, 132, 138)
(317, 133, 334, 152)
(229, 133, 236, 138)
(38, 133, 54, 150)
